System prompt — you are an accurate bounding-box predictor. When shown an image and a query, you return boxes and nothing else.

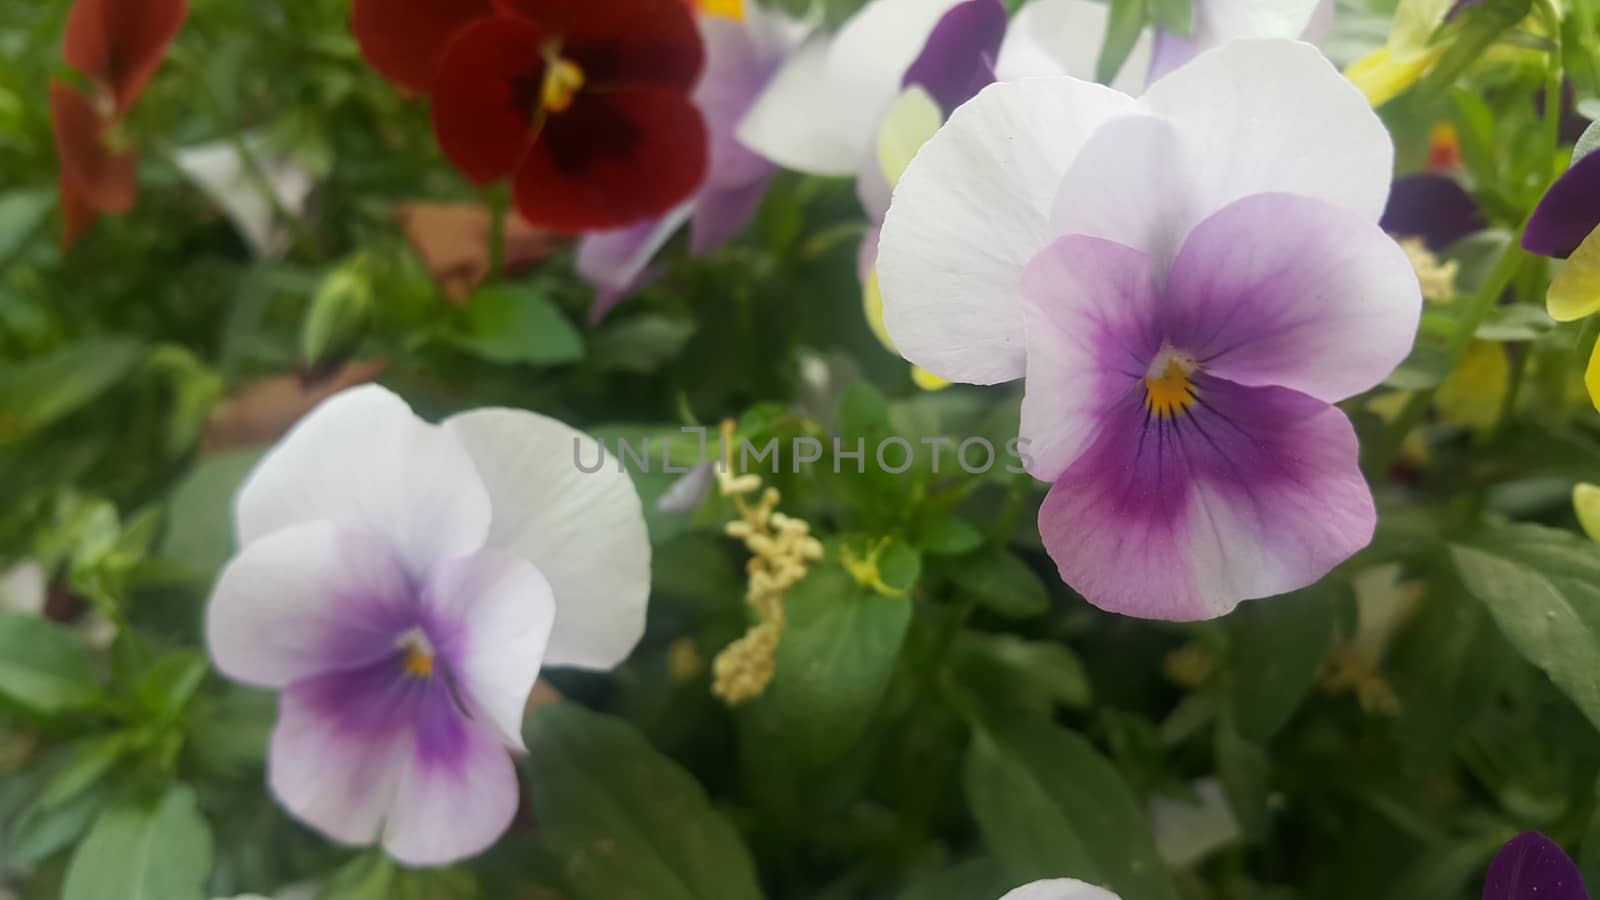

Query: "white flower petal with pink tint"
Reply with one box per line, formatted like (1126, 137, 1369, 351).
(999, 880, 1122, 900)
(878, 77, 1134, 384)
(207, 522, 416, 688)
(1136, 40, 1391, 232)
(1147, 0, 1328, 81)
(1163, 193, 1421, 403)
(994, 0, 1152, 93)
(423, 551, 555, 751)
(445, 409, 651, 671)
(738, 0, 964, 175)
(235, 385, 491, 576)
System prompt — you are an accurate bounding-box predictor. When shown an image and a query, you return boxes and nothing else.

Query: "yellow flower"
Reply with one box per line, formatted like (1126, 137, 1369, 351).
(699, 0, 744, 21)
(1548, 228, 1600, 323)
(1435, 341, 1511, 431)
(710, 421, 825, 706)
(1577, 483, 1600, 543)
(1346, 46, 1440, 107)
(1587, 340, 1600, 414)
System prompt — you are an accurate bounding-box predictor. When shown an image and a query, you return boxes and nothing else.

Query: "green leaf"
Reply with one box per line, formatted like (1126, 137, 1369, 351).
(1149, 0, 1194, 35)
(0, 339, 144, 445)
(522, 703, 765, 900)
(2, 774, 113, 866)
(949, 547, 1049, 619)
(62, 783, 213, 900)
(963, 711, 1180, 900)
(1451, 523, 1600, 733)
(1225, 584, 1338, 742)
(1215, 716, 1270, 842)
(953, 633, 1092, 711)
(0, 189, 54, 269)
(774, 554, 913, 764)
(36, 735, 132, 810)
(132, 650, 209, 720)
(449, 284, 584, 365)
(0, 613, 102, 716)
(916, 514, 983, 556)
(161, 449, 261, 580)
(1098, 0, 1148, 85)
(1576, 118, 1600, 164)
(898, 857, 1014, 900)
(591, 314, 698, 373)
(1475, 305, 1557, 342)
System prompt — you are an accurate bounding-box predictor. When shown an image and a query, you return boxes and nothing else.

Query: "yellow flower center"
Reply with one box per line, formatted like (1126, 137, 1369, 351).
(541, 55, 586, 115)
(1144, 355, 1198, 418)
(396, 628, 436, 679)
(699, 0, 745, 20)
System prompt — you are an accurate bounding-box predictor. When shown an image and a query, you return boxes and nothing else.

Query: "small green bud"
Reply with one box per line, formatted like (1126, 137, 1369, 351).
(300, 257, 374, 381)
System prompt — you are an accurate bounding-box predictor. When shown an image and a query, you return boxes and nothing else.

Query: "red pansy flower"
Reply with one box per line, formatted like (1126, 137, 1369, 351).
(51, 0, 187, 246)
(351, 0, 497, 95)
(352, 0, 709, 233)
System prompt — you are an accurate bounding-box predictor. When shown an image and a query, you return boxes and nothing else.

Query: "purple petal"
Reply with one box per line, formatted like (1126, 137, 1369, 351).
(1524, 150, 1600, 258)
(1446, 0, 1485, 22)
(578, 209, 689, 323)
(421, 550, 553, 751)
(1037, 375, 1375, 620)
(1381, 174, 1486, 250)
(691, 174, 774, 256)
(1019, 234, 1164, 483)
(1483, 832, 1589, 900)
(1163, 192, 1422, 404)
(270, 641, 518, 865)
(901, 0, 1007, 116)
(698, 15, 794, 190)
(207, 522, 423, 689)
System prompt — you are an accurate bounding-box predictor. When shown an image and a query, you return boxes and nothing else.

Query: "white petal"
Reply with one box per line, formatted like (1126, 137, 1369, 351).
(235, 385, 492, 576)
(1149, 778, 1240, 867)
(207, 522, 414, 688)
(174, 137, 314, 260)
(445, 410, 651, 671)
(1048, 113, 1188, 270)
(737, 0, 963, 175)
(0, 561, 45, 616)
(879, 77, 1135, 384)
(423, 551, 555, 751)
(999, 880, 1122, 900)
(1135, 40, 1392, 230)
(994, 0, 1152, 94)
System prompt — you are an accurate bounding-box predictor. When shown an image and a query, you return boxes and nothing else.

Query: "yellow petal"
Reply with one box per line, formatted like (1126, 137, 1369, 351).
(1435, 341, 1510, 431)
(699, 0, 744, 21)
(862, 265, 895, 353)
(1345, 47, 1438, 107)
(876, 87, 943, 189)
(1588, 339, 1600, 415)
(1548, 227, 1600, 322)
(1388, 0, 1455, 59)
(1576, 483, 1600, 543)
(911, 367, 950, 392)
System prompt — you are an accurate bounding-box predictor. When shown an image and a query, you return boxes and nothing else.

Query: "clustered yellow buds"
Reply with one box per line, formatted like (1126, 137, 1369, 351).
(1397, 237, 1459, 303)
(711, 421, 824, 706)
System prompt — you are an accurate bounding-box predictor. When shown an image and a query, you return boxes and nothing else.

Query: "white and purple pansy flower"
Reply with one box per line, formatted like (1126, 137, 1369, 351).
(204, 385, 649, 866)
(577, 0, 808, 322)
(878, 40, 1422, 621)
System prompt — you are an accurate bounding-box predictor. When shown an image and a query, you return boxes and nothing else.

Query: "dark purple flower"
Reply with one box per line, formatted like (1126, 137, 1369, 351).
(1484, 832, 1589, 900)
(1381, 173, 1486, 250)
(1523, 150, 1600, 258)
(901, 0, 1007, 116)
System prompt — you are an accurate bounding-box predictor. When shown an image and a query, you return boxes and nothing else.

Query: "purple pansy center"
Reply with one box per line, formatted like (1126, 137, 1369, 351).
(301, 583, 475, 765)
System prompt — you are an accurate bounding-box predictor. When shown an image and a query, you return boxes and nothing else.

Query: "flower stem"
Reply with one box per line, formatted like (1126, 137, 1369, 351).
(1363, 241, 1528, 479)
(485, 186, 510, 281)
